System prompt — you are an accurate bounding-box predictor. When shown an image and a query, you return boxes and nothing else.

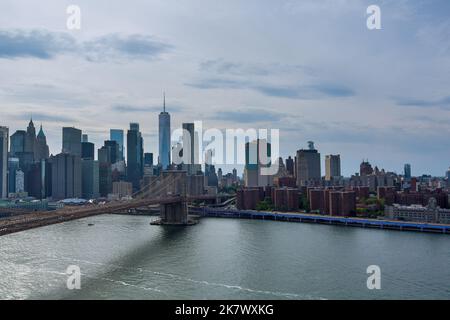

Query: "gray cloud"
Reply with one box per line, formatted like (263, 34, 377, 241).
(0, 29, 171, 62)
(11, 112, 76, 123)
(190, 59, 354, 99)
(0, 29, 74, 59)
(111, 104, 182, 113)
(199, 59, 311, 77)
(83, 34, 172, 62)
(396, 96, 450, 108)
(187, 78, 355, 99)
(209, 108, 287, 123)
(186, 78, 246, 90)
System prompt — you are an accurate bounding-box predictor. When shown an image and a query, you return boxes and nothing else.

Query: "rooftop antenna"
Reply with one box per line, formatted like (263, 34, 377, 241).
(163, 91, 166, 113)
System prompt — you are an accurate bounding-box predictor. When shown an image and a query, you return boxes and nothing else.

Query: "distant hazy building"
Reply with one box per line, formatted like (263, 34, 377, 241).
(325, 155, 341, 181)
(296, 142, 321, 187)
(62, 127, 82, 157)
(0, 126, 9, 198)
(205, 150, 218, 187)
(15, 169, 25, 194)
(360, 160, 373, 176)
(404, 164, 412, 180)
(110, 129, 125, 161)
(159, 94, 171, 169)
(144, 153, 154, 167)
(51, 153, 82, 200)
(286, 156, 294, 176)
(112, 181, 133, 199)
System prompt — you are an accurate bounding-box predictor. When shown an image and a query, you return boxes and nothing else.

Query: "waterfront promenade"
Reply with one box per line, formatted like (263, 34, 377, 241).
(191, 207, 450, 234)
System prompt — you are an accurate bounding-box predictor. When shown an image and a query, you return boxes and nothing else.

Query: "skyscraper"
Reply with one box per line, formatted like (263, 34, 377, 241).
(104, 140, 120, 165)
(127, 123, 144, 190)
(286, 156, 294, 176)
(244, 139, 273, 187)
(36, 125, 50, 161)
(82, 159, 99, 199)
(404, 164, 412, 180)
(7, 157, 20, 194)
(81, 141, 95, 160)
(182, 123, 195, 164)
(0, 126, 8, 198)
(24, 119, 36, 159)
(325, 154, 341, 181)
(110, 129, 125, 161)
(51, 153, 82, 200)
(182, 122, 201, 174)
(159, 93, 171, 169)
(62, 127, 82, 157)
(296, 142, 321, 187)
(10, 130, 26, 157)
(144, 153, 154, 166)
(98, 146, 112, 197)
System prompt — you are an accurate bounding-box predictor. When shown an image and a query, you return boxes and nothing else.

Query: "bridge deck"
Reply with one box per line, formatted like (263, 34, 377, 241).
(0, 195, 218, 236)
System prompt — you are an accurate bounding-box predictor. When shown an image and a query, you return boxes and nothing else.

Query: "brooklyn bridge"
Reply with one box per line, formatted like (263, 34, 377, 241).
(0, 171, 224, 237)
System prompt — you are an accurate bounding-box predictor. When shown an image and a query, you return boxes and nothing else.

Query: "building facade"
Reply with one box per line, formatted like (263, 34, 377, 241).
(51, 153, 82, 200)
(325, 154, 341, 181)
(110, 129, 125, 161)
(0, 127, 8, 198)
(296, 142, 321, 187)
(62, 127, 82, 157)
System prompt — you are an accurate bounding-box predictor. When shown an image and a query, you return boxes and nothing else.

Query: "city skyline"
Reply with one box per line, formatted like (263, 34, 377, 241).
(1, 0, 450, 177)
(3, 115, 450, 179)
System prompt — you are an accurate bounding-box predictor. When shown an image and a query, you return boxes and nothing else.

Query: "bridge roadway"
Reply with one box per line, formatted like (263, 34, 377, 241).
(0, 194, 218, 237)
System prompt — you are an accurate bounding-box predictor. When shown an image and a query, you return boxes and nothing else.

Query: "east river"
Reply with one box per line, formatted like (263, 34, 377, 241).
(1, 215, 449, 299)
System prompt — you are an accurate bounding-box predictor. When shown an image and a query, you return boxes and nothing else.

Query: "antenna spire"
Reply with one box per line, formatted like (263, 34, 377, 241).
(163, 91, 166, 112)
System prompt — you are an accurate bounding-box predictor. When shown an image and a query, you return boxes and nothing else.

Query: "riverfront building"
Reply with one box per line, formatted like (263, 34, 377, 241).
(385, 200, 450, 224)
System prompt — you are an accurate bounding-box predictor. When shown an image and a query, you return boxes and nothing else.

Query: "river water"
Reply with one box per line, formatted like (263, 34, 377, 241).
(1, 214, 449, 300)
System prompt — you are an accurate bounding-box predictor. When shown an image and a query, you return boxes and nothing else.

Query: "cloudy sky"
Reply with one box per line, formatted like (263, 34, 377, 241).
(0, 0, 449, 176)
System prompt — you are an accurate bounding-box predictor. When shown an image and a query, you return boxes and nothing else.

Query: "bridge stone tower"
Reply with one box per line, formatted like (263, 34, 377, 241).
(158, 170, 189, 225)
